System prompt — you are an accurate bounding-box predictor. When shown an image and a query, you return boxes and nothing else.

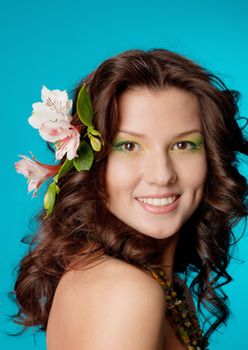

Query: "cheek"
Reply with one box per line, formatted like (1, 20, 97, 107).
(179, 153, 208, 188)
(105, 156, 139, 195)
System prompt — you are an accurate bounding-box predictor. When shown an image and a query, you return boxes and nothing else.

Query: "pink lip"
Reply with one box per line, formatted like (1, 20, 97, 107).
(136, 193, 180, 199)
(135, 195, 180, 214)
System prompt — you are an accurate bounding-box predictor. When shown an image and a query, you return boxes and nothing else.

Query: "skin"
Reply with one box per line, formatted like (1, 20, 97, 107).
(105, 86, 208, 283)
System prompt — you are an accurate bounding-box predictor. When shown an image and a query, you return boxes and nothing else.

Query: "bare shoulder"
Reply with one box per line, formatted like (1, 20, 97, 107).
(51, 255, 165, 302)
(47, 256, 165, 350)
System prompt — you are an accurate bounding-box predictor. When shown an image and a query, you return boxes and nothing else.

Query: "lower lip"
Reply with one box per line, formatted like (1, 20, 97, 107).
(135, 196, 180, 214)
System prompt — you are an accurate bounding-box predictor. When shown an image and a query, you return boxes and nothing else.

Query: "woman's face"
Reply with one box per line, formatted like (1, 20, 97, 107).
(105, 86, 208, 240)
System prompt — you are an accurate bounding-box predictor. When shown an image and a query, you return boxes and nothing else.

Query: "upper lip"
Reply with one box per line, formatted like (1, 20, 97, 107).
(136, 193, 180, 199)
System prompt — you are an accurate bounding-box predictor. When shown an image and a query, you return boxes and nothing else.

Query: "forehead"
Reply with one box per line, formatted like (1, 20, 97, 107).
(116, 87, 202, 137)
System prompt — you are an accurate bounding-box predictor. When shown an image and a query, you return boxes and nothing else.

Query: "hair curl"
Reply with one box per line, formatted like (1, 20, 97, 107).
(10, 48, 248, 344)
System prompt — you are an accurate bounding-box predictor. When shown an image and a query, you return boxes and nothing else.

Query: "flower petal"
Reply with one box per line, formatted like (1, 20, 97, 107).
(28, 86, 73, 130)
(15, 154, 61, 197)
(41, 85, 73, 119)
(28, 103, 63, 129)
(39, 120, 72, 142)
(55, 128, 80, 160)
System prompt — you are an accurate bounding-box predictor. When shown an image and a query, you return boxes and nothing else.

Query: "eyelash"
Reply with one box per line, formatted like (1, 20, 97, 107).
(114, 140, 198, 152)
(172, 141, 198, 151)
(114, 141, 141, 152)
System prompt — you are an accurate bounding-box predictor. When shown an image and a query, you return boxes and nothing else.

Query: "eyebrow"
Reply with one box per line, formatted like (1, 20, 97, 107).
(118, 129, 202, 139)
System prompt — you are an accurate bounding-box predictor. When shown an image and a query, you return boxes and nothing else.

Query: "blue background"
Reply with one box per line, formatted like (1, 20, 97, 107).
(1, 0, 248, 349)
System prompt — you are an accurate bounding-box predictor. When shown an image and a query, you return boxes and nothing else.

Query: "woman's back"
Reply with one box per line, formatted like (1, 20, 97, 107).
(46, 256, 166, 350)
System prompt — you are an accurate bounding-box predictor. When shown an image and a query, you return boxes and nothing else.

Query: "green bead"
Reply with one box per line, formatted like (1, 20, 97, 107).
(171, 290, 177, 298)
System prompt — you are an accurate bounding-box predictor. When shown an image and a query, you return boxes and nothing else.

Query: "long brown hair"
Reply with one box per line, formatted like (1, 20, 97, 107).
(10, 49, 248, 343)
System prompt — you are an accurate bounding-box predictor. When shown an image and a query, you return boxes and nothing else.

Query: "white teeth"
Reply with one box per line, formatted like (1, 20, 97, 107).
(137, 196, 177, 207)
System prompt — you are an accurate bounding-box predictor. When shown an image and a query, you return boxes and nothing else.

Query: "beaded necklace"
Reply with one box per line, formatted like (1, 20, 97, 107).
(142, 266, 209, 350)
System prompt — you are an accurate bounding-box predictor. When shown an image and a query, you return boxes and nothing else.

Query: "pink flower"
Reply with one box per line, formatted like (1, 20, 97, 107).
(39, 121, 81, 160)
(15, 154, 61, 197)
(54, 127, 80, 160)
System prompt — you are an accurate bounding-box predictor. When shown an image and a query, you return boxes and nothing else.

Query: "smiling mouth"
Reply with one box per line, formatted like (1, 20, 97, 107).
(136, 195, 179, 207)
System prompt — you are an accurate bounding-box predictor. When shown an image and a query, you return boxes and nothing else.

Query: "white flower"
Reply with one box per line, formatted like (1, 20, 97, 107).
(28, 85, 73, 129)
(27, 85, 81, 160)
(15, 153, 61, 197)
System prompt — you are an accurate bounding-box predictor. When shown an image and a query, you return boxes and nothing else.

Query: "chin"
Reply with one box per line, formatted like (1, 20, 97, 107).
(136, 226, 179, 240)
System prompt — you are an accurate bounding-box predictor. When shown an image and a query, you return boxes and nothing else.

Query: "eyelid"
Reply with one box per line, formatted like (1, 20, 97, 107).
(175, 139, 197, 144)
(171, 139, 202, 150)
(112, 140, 143, 151)
(112, 135, 203, 151)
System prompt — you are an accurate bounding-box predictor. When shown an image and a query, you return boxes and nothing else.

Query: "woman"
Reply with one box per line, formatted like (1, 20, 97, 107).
(12, 48, 248, 350)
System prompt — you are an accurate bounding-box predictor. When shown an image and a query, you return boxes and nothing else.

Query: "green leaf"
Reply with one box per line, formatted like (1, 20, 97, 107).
(53, 159, 74, 183)
(88, 134, 102, 152)
(44, 182, 60, 216)
(73, 141, 94, 171)
(76, 84, 93, 127)
(55, 184, 60, 193)
(87, 126, 101, 136)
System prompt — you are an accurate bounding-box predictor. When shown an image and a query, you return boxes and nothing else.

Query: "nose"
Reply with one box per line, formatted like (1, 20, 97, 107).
(143, 150, 177, 186)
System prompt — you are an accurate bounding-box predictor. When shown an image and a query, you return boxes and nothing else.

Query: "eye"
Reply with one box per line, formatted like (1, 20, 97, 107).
(114, 141, 141, 152)
(172, 141, 197, 151)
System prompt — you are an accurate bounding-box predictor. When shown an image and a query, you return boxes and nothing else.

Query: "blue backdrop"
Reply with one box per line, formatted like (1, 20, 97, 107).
(1, 0, 248, 349)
